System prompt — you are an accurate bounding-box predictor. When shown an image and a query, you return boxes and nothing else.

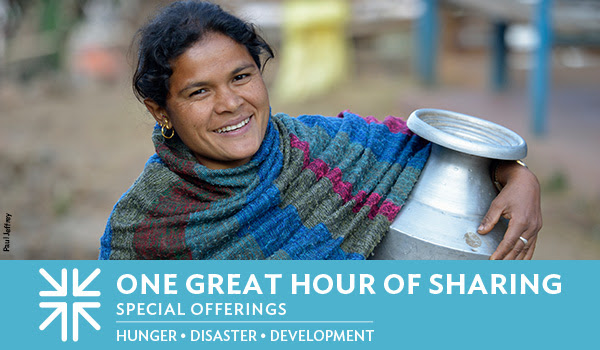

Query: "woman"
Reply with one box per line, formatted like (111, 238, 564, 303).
(100, 1, 541, 260)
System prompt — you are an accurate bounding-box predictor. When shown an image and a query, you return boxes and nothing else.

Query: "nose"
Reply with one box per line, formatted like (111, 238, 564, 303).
(214, 86, 243, 114)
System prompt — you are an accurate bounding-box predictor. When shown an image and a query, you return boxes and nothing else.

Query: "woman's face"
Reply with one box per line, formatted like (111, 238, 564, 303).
(146, 32, 270, 169)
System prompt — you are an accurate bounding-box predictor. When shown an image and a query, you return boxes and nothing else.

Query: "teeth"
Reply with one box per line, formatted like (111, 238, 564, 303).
(215, 117, 250, 134)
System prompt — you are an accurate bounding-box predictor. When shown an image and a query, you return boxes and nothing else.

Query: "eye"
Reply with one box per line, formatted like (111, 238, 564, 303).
(233, 73, 249, 82)
(189, 88, 207, 97)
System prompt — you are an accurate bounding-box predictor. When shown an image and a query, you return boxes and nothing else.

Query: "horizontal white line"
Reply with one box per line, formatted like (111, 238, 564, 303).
(116, 320, 373, 324)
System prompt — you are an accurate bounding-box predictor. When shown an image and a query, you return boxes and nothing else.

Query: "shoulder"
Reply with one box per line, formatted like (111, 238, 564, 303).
(273, 112, 341, 133)
(273, 110, 410, 134)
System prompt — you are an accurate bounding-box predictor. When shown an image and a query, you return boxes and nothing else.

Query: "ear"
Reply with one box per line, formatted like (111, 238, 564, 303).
(143, 98, 170, 127)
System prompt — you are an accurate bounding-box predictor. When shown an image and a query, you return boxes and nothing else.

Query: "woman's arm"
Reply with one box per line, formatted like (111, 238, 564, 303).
(477, 161, 543, 260)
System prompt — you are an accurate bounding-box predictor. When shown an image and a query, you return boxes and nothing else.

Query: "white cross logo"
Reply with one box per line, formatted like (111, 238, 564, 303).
(38, 268, 102, 342)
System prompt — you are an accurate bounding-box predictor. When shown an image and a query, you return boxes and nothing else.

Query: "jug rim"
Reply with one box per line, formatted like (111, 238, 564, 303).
(407, 108, 527, 160)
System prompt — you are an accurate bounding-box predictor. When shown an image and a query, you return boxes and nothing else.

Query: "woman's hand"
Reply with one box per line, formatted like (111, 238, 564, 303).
(477, 161, 542, 260)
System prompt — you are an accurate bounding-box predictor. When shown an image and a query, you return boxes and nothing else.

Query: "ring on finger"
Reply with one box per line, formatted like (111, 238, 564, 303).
(519, 236, 528, 245)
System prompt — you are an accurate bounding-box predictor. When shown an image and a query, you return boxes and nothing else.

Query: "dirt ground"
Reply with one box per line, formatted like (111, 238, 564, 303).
(1, 39, 599, 260)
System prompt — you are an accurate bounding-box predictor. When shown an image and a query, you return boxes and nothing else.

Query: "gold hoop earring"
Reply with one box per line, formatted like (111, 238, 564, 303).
(161, 116, 175, 139)
(161, 125, 175, 139)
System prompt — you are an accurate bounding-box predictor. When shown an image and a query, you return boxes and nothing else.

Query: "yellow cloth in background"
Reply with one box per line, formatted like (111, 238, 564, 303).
(273, 0, 352, 102)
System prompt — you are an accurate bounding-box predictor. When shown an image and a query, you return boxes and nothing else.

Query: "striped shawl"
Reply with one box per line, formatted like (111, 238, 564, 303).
(100, 111, 430, 260)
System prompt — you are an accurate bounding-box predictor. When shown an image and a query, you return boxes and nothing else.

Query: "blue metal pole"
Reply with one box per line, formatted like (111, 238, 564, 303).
(491, 21, 508, 91)
(415, 0, 438, 86)
(530, 0, 552, 136)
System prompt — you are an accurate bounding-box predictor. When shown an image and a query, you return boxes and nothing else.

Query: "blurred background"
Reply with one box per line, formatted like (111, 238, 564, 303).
(0, 0, 598, 259)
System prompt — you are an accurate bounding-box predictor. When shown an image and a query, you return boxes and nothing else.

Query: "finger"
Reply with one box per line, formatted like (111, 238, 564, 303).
(490, 219, 528, 260)
(517, 222, 541, 260)
(524, 236, 538, 260)
(478, 199, 504, 235)
(516, 242, 529, 260)
(516, 235, 534, 260)
(503, 239, 525, 260)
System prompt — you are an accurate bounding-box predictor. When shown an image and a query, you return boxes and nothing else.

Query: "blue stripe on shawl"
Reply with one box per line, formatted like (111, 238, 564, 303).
(244, 120, 283, 202)
(236, 190, 362, 260)
(99, 220, 113, 259)
(146, 153, 163, 165)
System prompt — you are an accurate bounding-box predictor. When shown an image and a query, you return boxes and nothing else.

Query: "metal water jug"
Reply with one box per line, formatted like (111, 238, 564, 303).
(371, 109, 527, 260)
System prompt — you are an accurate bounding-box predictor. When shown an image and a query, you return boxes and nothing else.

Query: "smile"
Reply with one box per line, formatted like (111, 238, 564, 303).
(215, 116, 251, 134)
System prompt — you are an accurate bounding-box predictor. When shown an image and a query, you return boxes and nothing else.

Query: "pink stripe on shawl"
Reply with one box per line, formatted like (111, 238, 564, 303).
(354, 192, 401, 221)
(381, 116, 412, 135)
(290, 134, 310, 168)
(307, 159, 328, 181)
(379, 200, 402, 222)
(290, 133, 401, 222)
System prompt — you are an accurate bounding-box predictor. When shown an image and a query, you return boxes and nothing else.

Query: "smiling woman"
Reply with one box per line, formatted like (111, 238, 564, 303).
(143, 33, 271, 170)
(99, 0, 541, 260)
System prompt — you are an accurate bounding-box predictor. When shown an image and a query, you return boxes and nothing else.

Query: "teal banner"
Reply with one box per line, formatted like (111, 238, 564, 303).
(0, 261, 596, 349)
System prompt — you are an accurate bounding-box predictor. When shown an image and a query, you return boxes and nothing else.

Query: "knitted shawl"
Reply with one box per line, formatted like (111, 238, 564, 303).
(100, 111, 430, 260)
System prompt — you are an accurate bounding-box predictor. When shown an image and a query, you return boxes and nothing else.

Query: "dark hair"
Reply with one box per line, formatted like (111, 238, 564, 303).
(132, 0, 274, 108)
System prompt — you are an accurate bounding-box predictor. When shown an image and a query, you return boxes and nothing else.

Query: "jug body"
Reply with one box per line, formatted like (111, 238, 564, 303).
(371, 109, 527, 260)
